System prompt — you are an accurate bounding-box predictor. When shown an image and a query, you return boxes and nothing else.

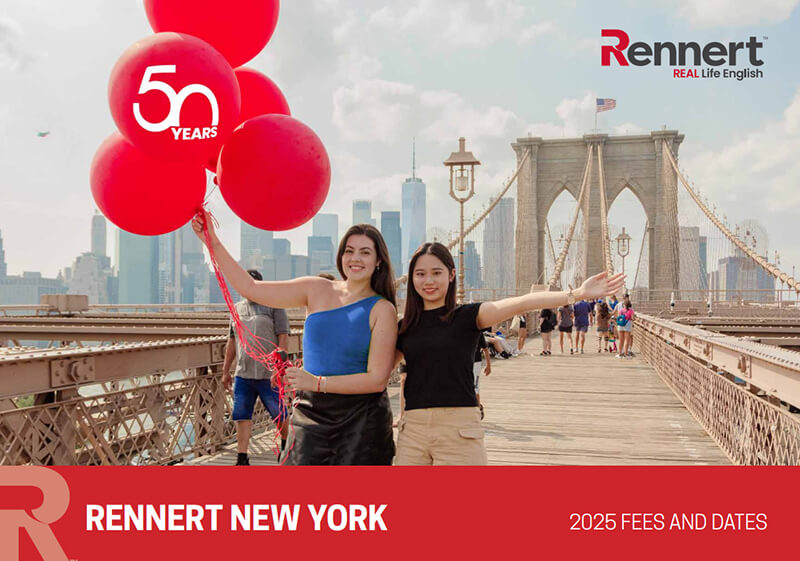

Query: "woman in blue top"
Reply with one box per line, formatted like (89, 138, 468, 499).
(192, 215, 398, 465)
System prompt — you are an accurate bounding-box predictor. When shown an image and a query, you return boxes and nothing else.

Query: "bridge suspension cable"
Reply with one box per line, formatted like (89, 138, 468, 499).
(596, 142, 615, 274)
(395, 148, 532, 287)
(544, 218, 558, 284)
(546, 144, 594, 289)
(632, 220, 649, 291)
(662, 140, 799, 295)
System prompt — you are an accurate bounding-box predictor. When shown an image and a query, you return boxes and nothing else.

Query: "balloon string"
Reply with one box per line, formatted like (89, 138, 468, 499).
(203, 174, 219, 206)
(200, 206, 297, 464)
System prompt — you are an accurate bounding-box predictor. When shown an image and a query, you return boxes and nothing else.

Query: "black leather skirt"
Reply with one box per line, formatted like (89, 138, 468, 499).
(280, 390, 395, 465)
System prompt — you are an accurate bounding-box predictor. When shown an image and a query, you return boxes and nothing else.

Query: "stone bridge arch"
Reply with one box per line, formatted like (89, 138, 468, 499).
(512, 130, 683, 291)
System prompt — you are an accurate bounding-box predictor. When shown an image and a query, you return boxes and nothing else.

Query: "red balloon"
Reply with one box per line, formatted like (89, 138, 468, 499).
(217, 115, 330, 231)
(144, 0, 280, 68)
(206, 67, 290, 172)
(236, 67, 290, 124)
(109, 33, 241, 162)
(90, 132, 206, 235)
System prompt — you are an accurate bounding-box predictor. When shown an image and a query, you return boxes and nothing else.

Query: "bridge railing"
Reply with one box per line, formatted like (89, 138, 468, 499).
(0, 332, 303, 465)
(0, 371, 265, 465)
(630, 288, 800, 305)
(635, 313, 800, 465)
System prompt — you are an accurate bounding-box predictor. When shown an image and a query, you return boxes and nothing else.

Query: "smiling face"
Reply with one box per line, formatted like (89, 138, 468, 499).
(340, 234, 379, 281)
(412, 253, 455, 309)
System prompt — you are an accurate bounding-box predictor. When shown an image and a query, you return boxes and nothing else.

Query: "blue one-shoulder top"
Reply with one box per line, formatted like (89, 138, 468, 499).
(303, 295, 382, 376)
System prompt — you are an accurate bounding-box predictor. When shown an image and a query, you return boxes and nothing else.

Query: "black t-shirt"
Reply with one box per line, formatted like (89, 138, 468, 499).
(474, 332, 488, 363)
(397, 303, 482, 410)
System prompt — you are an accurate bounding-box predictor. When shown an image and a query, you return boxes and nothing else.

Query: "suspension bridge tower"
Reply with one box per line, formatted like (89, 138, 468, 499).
(512, 130, 684, 292)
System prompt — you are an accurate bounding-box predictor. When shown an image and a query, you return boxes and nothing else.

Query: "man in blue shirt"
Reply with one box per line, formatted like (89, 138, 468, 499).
(573, 300, 593, 354)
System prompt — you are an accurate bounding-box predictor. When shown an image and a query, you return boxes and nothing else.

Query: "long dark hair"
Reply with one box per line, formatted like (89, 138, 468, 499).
(399, 242, 456, 335)
(597, 300, 609, 319)
(336, 224, 396, 306)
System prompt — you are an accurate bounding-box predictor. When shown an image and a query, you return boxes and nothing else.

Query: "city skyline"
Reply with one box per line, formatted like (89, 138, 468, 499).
(0, 196, 785, 305)
(3, 2, 800, 281)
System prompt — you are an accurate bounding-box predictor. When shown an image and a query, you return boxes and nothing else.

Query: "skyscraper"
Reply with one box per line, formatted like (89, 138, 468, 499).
(464, 240, 481, 290)
(308, 235, 335, 270)
(679, 226, 702, 292)
(483, 197, 515, 290)
(380, 211, 402, 274)
(117, 230, 159, 304)
(0, 272, 65, 305)
(401, 142, 426, 271)
(699, 235, 708, 290)
(157, 231, 178, 304)
(68, 253, 110, 304)
(91, 211, 107, 258)
(352, 200, 375, 226)
(717, 252, 775, 303)
(273, 238, 291, 257)
(240, 221, 273, 269)
(0, 229, 6, 278)
(313, 213, 339, 244)
(265, 254, 319, 281)
(156, 225, 211, 304)
(181, 224, 209, 304)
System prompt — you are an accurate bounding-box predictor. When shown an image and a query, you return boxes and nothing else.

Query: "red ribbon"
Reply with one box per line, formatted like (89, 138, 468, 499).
(201, 207, 297, 463)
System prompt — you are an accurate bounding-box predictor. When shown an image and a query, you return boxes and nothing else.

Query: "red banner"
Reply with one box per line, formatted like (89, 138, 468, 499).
(1, 466, 794, 560)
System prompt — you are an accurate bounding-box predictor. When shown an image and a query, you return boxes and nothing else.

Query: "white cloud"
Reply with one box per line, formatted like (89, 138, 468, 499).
(332, 12, 358, 45)
(333, 78, 533, 147)
(518, 21, 556, 46)
(614, 122, 646, 135)
(673, 0, 799, 27)
(332, 79, 418, 142)
(0, 17, 34, 70)
(367, 0, 556, 48)
(336, 49, 382, 83)
(681, 87, 800, 269)
(555, 92, 597, 132)
(416, 89, 522, 143)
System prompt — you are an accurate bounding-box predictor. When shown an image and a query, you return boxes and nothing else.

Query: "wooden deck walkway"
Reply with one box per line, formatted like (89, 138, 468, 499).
(188, 337, 730, 466)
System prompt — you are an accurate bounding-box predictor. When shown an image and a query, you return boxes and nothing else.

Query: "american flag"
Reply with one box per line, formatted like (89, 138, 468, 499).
(596, 98, 616, 112)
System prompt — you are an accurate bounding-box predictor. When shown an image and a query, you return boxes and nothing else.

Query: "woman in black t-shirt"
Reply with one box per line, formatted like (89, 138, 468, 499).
(394, 242, 625, 465)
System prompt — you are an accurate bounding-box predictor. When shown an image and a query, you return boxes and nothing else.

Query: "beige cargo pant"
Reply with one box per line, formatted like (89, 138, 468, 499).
(395, 406, 487, 465)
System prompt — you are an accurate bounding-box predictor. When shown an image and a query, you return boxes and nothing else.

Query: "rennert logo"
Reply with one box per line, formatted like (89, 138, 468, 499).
(601, 30, 764, 67)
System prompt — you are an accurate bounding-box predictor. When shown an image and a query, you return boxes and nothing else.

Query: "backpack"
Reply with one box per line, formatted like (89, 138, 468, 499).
(616, 309, 632, 326)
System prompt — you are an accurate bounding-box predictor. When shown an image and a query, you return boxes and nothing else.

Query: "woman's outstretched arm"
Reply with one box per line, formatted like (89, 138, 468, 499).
(476, 271, 625, 330)
(192, 211, 324, 309)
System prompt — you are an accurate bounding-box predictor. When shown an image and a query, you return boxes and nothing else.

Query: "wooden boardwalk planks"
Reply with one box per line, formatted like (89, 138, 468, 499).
(188, 337, 730, 466)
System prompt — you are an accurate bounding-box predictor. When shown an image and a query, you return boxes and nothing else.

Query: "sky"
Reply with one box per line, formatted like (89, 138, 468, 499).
(1, 0, 799, 282)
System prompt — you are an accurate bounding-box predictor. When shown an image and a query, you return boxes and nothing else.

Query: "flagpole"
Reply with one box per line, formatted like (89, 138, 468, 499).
(594, 110, 597, 133)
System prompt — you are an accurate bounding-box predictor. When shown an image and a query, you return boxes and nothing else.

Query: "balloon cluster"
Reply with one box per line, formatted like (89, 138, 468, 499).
(90, 0, 331, 235)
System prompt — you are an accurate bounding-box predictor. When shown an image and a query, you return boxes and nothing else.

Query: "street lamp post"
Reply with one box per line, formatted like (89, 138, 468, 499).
(444, 137, 480, 304)
(615, 227, 631, 288)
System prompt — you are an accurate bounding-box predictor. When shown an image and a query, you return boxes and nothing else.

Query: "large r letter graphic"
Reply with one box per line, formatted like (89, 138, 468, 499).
(0, 467, 70, 561)
(601, 29, 630, 66)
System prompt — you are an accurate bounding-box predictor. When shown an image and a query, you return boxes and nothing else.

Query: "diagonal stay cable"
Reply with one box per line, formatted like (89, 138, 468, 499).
(662, 140, 798, 294)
